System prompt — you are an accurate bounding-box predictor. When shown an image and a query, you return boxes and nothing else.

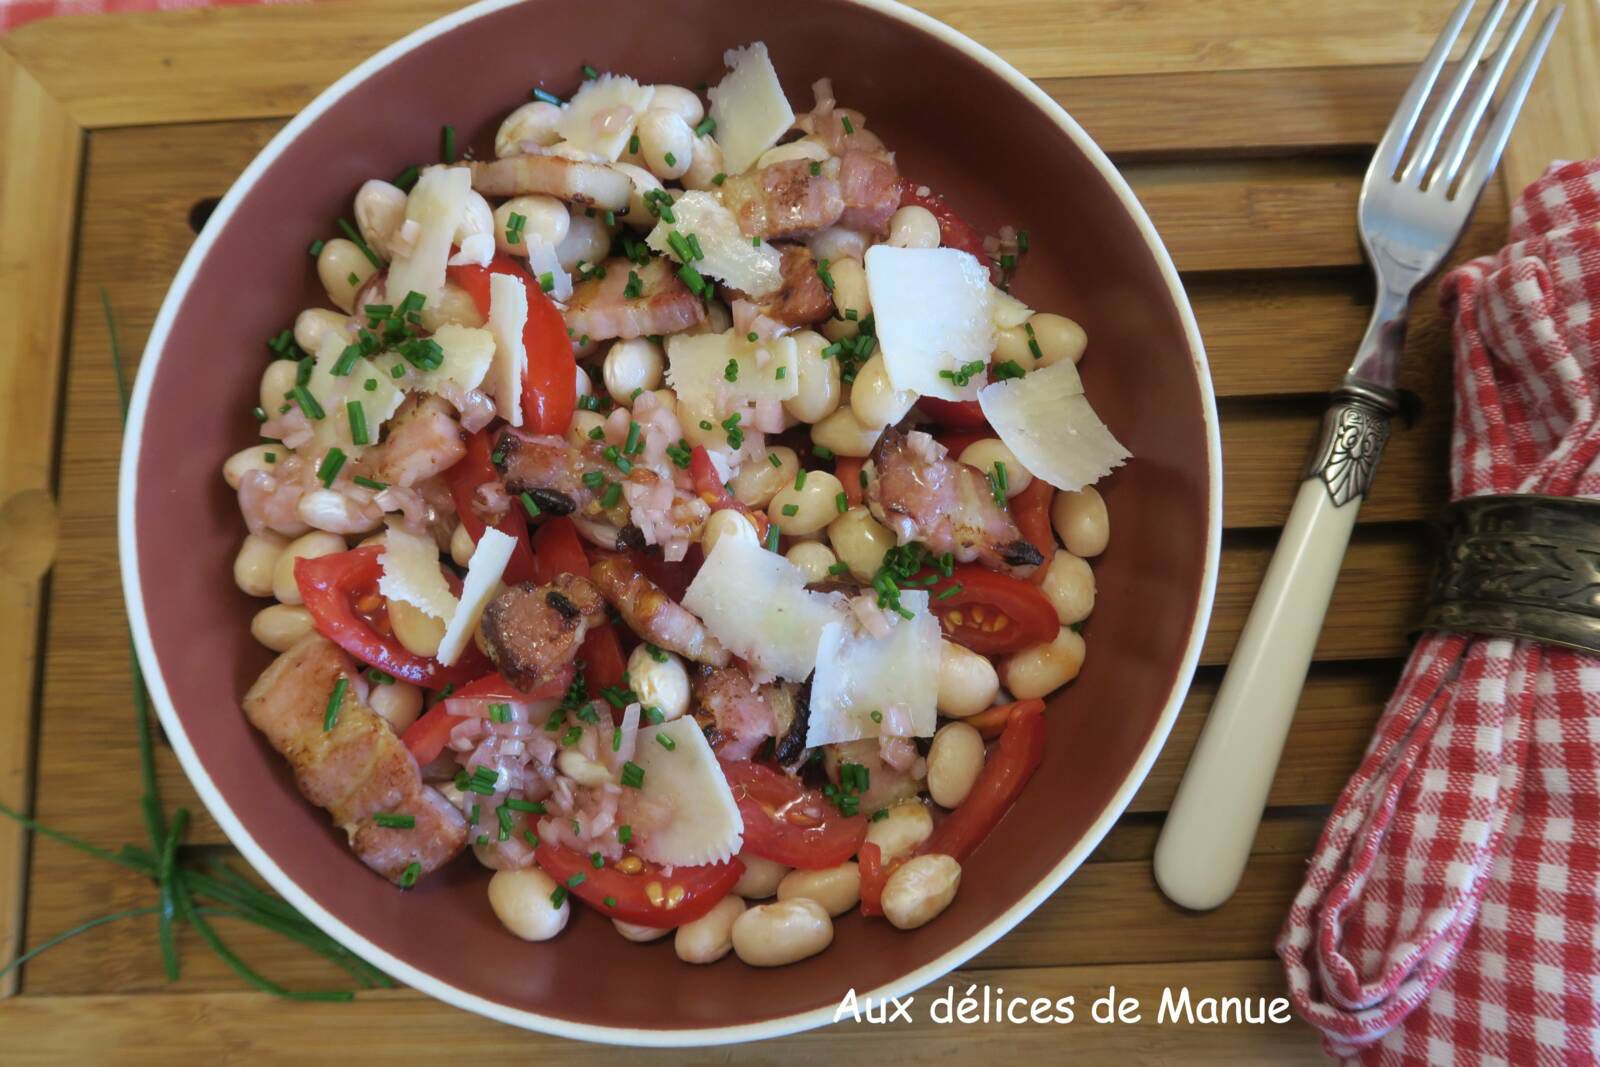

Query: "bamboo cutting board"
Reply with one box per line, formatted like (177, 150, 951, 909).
(2, 0, 1597, 1061)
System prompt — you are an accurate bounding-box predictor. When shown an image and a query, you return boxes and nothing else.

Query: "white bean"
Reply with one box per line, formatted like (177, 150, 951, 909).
(369, 681, 422, 733)
(449, 523, 475, 567)
(849, 353, 916, 430)
(493, 194, 571, 257)
(730, 445, 799, 509)
(864, 800, 933, 863)
(701, 508, 760, 555)
(292, 309, 348, 356)
(881, 854, 961, 930)
(353, 180, 407, 261)
(821, 257, 870, 343)
(755, 139, 829, 169)
(557, 749, 613, 787)
(389, 597, 447, 659)
(555, 212, 610, 273)
(994, 312, 1086, 369)
(316, 238, 377, 314)
(625, 644, 690, 721)
(958, 439, 1032, 498)
(602, 337, 665, 405)
(649, 84, 705, 125)
(887, 205, 940, 249)
(674, 894, 744, 964)
(487, 868, 569, 941)
(783, 330, 842, 424)
(680, 133, 725, 191)
(613, 918, 672, 943)
(1040, 550, 1095, 625)
(612, 162, 664, 230)
(270, 531, 343, 604)
(418, 283, 486, 331)
(568, 410, 608, 449)
(296, 488, 383, 536)
(767, 470, 845, 536)
(732, 853, 790, 900)
(777, 863, 859, 917)
(927, 723, 985, 808)
(455, 191, 494, 246)
(260, 359, 299, 414)
(936, 639, 1000, 718)
(827, 506, 893, 580)
(1001, 626, 1086, 699)
(1051, 485, 1109, 557)
(636, 108, 694, 180)
(495, 100, 563, 157)
(223, 444, 278, 490)
(731, 898, 832, 967)
(249, 603, 313, 652)
(809, 406, 881, 458)
(785, 541, 839, 584)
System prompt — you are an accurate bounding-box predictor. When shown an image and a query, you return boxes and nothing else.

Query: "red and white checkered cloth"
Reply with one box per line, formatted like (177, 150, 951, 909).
(0, 0, 304, 34)
(1278, 159, 1600, 1066)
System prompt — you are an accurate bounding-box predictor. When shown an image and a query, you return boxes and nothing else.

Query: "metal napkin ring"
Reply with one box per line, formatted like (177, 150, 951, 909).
(1422, 494, 1600, 655)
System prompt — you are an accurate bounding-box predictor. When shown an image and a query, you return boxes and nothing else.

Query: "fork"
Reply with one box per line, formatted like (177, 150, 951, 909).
(1153, 0, 1565, 912)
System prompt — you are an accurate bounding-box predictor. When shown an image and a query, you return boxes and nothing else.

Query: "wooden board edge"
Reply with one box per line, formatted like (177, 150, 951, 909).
(0, 959, 1325, 1062)
(1501, 0, 1600, 197)
(0, 48, 83, 999)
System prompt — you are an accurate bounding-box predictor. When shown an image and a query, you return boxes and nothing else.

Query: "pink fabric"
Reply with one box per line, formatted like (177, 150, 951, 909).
(1278, 159, 1600, 1065)
(0, 0, 307, 34)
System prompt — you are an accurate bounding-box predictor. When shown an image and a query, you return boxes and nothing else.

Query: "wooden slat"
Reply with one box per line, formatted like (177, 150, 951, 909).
(0, 961, 1326, 1064)
(1500, 0, 1600, 193)
(1, 0, 1465, 129)
(0, 49, 82, 998)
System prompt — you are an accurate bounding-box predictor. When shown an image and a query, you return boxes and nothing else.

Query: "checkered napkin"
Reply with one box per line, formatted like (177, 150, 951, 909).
(1278, 159, 1600, 1066)
(0, 0, 305, 34)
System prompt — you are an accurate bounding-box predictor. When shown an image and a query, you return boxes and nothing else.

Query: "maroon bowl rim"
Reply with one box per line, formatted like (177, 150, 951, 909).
(117, 0, 1222, 1045)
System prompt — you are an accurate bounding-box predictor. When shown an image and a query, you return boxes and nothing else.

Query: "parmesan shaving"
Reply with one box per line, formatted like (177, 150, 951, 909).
(665, 330, 799, 411)
(978, 358, 1131, 491)
(681, 535, 842, 681)
(865, 245, 995, 401)
(646, 191, 783, 296)
(485, 272, 528, 427)
(555, 74, 654, 162)
(375, 323, 495, 396)
(630, 717, 744, 867)
(706, 43, 795, 175)
(378, 521, 458, 621)
(805, 592, 941, 747)
(436, 527, 516, 667)
(305, 334, 405, 456)
(385, 166, 472, 309)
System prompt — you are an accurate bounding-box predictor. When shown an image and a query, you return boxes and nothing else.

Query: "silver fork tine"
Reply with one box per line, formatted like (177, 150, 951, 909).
(1452, 4, 1565, 200)
(1400, 0, 1510, 185)
(1433, 0, 1542, 189)
(1372, 0, 1478, 176)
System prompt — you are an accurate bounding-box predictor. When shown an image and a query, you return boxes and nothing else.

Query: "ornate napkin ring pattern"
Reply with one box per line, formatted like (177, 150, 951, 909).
(1422, 494, 1600, 656)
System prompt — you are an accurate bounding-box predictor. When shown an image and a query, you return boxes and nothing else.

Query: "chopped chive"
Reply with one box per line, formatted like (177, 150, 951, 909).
(323, 677, 348, 732)
(1000, 253, 1016, 271)
(505, 798, 546, 814)
(390, 363, 406, 378)
(624, 420, 643, 455)
(1018, 230, 1030, 253)
(869, 709, 883, 724)
(346, 402, 370, 446)
(601, 482, 622, 509)
(694, 116, 716, 137)
(566, 873, 586, 890)
(308, 239, 326, 256)
(317, 448, 346, 487)
(582, 471, 606, 489)
(781, 503, 799, 517)
(628, 133, 641, 155)
(656, 733, 677, 751)
(768, 452, 782, 468)
(523, 829, 540, 848)
(497, 805, 515, 841)
(809, 161, 822, 176)
(399, 862, 421, 888)
(562, 725, 583, 746)
(252, 406, 268, 423)
(590, 851, 605, 869)
(765, 524, 780, 552)
(363, 378, 378, 392)
(1025, 321, 1043, 360)
(835, 492, 848, 513)
(520, 491, 541, 519)
(263, 451, 276, 463)
(699, 419, 714, 431)
(393, 165, 420, 191)
(538, 271, 555, 293)
(794, 470, 808, 490)
(937, 582, 963, 600)
(441, 124, 456, 163)
(775, 365, 788, 380)
(620, 762, 644, 788)
(663, 151, 677, 167)
(618, 824, 633, 844)
(841, 115, 855, 134)
(292, 385, 325, 420)
(751, 236, 761, 247)
(353, 475, 387, 491)
(337, 218, 385, 269)
(346, 272, 360, 287)
(828, 561, 851, 576)
(533, 88, 563, 105)
(677, 262, 706, 295)
(488, 703, 511, 723)
(816, 257, 835, 292)
(623, 270, 643, 298)
(993, 359, 1026, 381)
(550, 885, 568, 907)
(813, 444, 835, 461)
(505, 211, 527, 245)
(667, 230, 693, 262)
(604, 895, 618, 907)
(581, 63, 599, 79)
(686, 233, 704, 260)
(469, 803, 481, 825)
(724, 358, 739, 383)
(373, 812, 415, 829)
(644, 707, 665, 725)
(711, 172, 727, 186)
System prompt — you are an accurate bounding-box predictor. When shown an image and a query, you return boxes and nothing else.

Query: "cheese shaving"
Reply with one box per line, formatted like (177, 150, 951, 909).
(485, 273, 528, 427)
(646, 191, 783, 296)
(436, 527, 516, 667)
(305, 334, 405, 455)
(378, 521, 458, 621)
(682, 535, 842, 681)
(630, 717, 744, 867)
(706, 43, 795, 175)
(385, 166, 472, 309)
(805, 591, 941, 747)
(865, 245, 995, 401)
(978, 358, 1131, 491)
(375, 323, 495, 396)
(555, 74, 654, 162)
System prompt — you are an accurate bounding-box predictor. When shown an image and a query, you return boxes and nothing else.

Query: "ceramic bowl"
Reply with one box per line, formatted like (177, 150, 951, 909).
(120, 0, 1220, 1044)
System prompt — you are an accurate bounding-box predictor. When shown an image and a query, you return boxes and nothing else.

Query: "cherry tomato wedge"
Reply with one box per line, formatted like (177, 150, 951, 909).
(921, 700, 1046, 862)
(445, 429, 538, 585)
(534, 841, 744, 928)
(1009, 478, 1057, 583)
(836, 456, 866, 507)
(689, 445, 772, 540)
(960, 697, 1046, 740)
(448, 253, 575, 435)
(530, 517, 628, 693)
(897, 179, 991, 264)
(400, 667, 574, 765)
(917, 396, 989, 431)
(720, 759, 868, 869)
(926, 565, 1058, 655)
(295, 547, 490, 689)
